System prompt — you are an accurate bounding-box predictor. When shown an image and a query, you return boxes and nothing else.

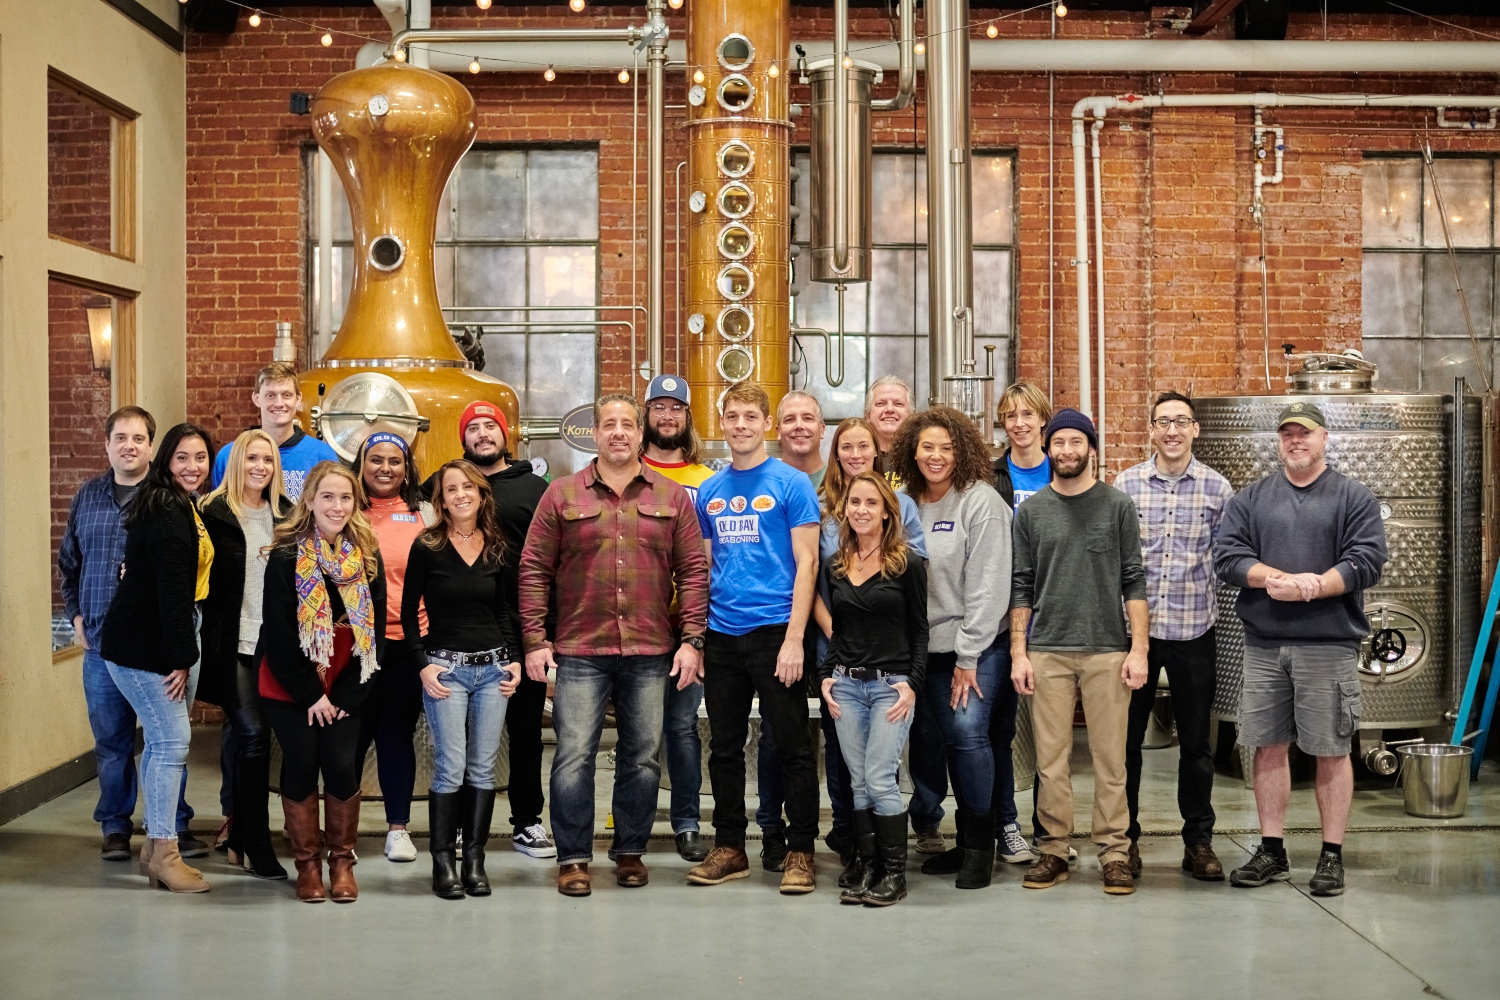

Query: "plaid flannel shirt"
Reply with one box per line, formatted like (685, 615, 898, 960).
(1113, 456, 1234, 641)
(57, 472, 130, 649)
(518, 461, 708, 657)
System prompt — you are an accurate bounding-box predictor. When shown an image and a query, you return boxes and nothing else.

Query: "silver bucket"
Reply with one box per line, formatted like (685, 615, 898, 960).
(1397, 743, 1473, 819)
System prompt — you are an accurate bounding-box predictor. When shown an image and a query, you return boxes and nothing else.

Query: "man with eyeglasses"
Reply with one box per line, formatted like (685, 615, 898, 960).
(641, 374, 717, 862)
(1113, 391, 1234, 882)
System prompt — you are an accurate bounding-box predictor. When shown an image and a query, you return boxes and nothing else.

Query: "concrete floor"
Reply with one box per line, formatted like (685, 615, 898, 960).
(3, 728, 1498, 1000)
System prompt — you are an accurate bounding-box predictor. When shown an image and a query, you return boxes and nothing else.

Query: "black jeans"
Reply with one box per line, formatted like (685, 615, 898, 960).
(362, 645, 425, 825)
(1125, 628, 1218, 845)
(504, 672, 547, 831)
(264, 698, 364, 801)
(704, 625, 820, 853)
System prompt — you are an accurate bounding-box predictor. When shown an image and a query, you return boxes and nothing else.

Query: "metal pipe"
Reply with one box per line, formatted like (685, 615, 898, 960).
(1070, 115, 1092, 418)
(1252, 109, 1283, 390)
(385, 26, 644, 61)
(832, 0, 851, 274)
(408, 0, 430, 69)
(1090, 117, 1106, 468)
(317, 150, 334, 363)
(674, 159, 685, 376)
(925, 0, 972, 407)
(791, 284, 847, 388)
(870, 0, 914, 113)
(646, 0, 668, 381)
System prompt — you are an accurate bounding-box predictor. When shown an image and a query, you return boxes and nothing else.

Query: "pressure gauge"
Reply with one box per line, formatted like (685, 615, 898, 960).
(368, 94, 390, 117)
(689, 191, 707, 213)
(688, 84, 707, 107)
(687, 313, 706, 334)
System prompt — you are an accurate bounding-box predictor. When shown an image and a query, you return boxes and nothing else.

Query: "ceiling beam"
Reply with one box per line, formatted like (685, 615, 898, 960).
(1184, 0, 1245, 36)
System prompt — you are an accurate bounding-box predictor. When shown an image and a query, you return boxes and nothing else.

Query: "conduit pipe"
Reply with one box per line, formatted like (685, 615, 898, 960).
(1090, 117, 1106, 469)
(646, 0, 668, 378)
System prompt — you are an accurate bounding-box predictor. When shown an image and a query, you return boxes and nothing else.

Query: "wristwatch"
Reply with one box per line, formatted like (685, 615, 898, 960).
(681, 635, 705, 651)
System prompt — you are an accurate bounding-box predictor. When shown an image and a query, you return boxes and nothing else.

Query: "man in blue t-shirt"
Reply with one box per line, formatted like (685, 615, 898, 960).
(686, 383, 822, 894)
(211, 362, 339, 501)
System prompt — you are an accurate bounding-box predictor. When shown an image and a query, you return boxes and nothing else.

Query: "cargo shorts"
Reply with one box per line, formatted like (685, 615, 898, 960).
(1237, 644, 1362, 757)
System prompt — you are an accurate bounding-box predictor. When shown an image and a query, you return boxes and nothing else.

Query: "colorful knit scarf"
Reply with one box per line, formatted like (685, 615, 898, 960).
(295, 533, 378, 685)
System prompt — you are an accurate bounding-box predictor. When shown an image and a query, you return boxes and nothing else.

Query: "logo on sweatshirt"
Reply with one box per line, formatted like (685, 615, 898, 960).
(932, 520, 955, 532)
(729, 495, 748, 513)
(705, 498, 727, 516)
(751, 494, 776, 512)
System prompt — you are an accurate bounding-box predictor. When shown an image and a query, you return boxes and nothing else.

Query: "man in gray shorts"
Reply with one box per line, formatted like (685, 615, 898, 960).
(1213, 401, 1387, 897)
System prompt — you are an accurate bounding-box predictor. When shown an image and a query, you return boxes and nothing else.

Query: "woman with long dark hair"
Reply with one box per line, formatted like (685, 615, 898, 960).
(198, 429, 292, 880)
(99, 422, 216, 893)
(402, 459, 521, 900)
(260, 461, 386, 903)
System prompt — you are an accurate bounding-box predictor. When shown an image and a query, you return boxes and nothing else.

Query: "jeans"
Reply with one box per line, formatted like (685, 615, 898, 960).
(504, 672, 548, 830)
(924, 639, 1002, 815)
(755, 700, 853, 836)
(664, 677, 704, 834)
(263, 699, 364, 801)
(906, 685, 948, 831)
(369, 645, 424, 826)
(82, 649, 194, 836)
(703, 625, 819, 853)
(550, 654, 672, 863)
(1126, 629, 1218, 846)
(985, 641, 1020, 827)
(423, 654, 509, 794)
(830, 673, 914, 816)
(103, 660, 193, 841)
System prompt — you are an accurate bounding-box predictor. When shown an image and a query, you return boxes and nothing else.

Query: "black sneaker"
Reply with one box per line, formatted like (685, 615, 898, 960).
(177, 832, 211, 859)
(1309, 852, 1345, 897)
(100, 832, 132, 861)
(760, 831, 788, 872)
(1229, 845, 1290, 888)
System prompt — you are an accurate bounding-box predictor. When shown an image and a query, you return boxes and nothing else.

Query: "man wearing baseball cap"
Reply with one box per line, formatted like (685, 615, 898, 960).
(1215, 400, 1387, 897)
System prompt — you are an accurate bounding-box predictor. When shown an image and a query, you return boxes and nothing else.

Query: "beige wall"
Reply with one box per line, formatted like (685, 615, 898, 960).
(0, 0, 185, 793)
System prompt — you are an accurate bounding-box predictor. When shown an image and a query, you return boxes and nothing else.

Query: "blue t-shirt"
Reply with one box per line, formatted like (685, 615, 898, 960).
(696, 456, 822, 635)
(1007, 453, 1051, 510)
(212, 426, 340, 502)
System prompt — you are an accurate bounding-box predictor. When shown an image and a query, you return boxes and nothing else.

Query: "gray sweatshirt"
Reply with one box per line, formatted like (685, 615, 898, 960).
(1011, 481, 1147, 653)
(918, 483, 1012, 671)
(1214, 467, 1387, 648)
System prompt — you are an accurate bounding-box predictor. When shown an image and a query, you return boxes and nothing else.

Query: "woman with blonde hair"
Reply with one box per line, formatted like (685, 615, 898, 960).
(260, 461, 386, 902)
(199, 429, 292, 880)
(402, 459, 522, 900)
(816, 472, 928, 906)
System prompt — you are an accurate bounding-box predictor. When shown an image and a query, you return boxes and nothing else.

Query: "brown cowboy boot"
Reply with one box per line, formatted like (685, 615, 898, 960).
(281, 794, 326, 903)
(324, 792, 363, 902)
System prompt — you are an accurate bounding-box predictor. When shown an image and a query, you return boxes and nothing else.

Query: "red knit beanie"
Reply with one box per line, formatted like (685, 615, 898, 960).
(458, 400, 509, 444)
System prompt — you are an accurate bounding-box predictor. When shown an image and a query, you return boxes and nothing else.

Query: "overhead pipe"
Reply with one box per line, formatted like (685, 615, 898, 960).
(1090, 116, 1106, 467)
(646, 0, 668, 378)
(870, 0, 915, 113)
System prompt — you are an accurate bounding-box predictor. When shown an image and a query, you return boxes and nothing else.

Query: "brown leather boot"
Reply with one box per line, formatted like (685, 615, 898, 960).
(281, 794, 326, 903)
(146, 839, 210, 893)
(557, 863, 591, 897)
(324, 792, 362, 902)
(779, 851, 816, 894)
(139, 838, 200, 877)
(1183, 842, 1226, 881)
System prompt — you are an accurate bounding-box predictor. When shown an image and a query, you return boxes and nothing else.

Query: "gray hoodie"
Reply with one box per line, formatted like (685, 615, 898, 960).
(917, 483, 1012, 671)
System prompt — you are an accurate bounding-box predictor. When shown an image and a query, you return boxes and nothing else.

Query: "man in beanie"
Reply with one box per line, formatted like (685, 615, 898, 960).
(1215, 401, 1386, 898)
(1010, 407, 1149, 895)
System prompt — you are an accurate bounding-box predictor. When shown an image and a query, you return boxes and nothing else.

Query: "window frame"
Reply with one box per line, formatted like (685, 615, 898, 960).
(46, 69, 138, 261)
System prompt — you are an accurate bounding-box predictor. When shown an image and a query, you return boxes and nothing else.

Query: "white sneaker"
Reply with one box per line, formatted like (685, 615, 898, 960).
(384, 829, 418, 863)
(512, 823, 557, 858)
(1000, 822, 1038, 864)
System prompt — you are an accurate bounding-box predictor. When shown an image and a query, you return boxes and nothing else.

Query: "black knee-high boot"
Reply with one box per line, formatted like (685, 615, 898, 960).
(429, 791, 465, 900)
(461, 785, 495, 897)
(839, 809, 877, 902)
(865, 812, 909, 906)
(233, 755, 287, 880)
(955, 809, 995, 889)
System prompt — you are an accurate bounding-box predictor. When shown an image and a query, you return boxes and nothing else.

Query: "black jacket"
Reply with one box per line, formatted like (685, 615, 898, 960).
(260, 544, 387, 712)
(991, 456, 1015, 509)
(197, 493, 294, 708)
(99, 496, 200, 675)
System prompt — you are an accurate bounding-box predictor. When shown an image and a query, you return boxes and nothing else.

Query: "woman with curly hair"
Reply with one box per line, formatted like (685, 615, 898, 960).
(888, 406, 1013, 889)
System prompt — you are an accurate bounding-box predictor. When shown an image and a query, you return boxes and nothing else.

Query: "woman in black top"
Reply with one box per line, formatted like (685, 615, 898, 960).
(402, 459, 521, 900)
(260, 461, 386, 903)
(816, 472, 928, 907)
(100, 422, 215, 893)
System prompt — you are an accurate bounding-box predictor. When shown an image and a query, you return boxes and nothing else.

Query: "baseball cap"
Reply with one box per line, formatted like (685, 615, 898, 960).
(1277, 400, 1326, 430)
(645, 374, 690, 405)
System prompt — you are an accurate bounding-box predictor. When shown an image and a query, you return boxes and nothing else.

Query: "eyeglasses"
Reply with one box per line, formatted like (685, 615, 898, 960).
(649, 402, 687, 414)
(1151, 416, 1196, 430)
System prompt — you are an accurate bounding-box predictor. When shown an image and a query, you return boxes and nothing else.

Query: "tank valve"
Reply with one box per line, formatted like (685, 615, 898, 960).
(1364, 746, 1399, 777)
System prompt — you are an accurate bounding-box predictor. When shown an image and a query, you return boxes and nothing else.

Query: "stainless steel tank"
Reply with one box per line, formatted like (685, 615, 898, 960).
(1195, 353, 1481, 765)
(805, 56, 876, 283)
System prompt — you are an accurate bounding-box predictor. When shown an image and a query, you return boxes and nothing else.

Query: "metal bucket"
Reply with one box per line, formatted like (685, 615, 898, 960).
(1397, 743, 1473, 818)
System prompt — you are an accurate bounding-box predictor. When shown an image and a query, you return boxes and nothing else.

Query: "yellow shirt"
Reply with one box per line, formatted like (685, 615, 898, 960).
(642, 456, 716, 506)
(192, 505, 214, 602)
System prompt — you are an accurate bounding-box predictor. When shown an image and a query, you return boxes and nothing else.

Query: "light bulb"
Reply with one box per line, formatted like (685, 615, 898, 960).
(768, 63, 779, 78)
(477, 0, 492, 7)
(321, 32, 333, 47)
(394, 48, 407, 62)
(668, 0, 684, 8)
(986, 23, 998, 38)
(842, 56, 852, 69)
(693, 69, 705, 84)
(618, 67, 631, 83)
(1055, 4, 1068, 16)
(914, 40, 926, 55)
(469, 59, 481, 74)
(248, 12, 261, 27)
(544, 65, 556, 82)
(569, 0, 585, 10)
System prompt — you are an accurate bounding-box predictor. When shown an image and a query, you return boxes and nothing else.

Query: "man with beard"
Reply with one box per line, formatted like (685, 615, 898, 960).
(424, 401, 557, 860)
(1216, 402, 1386, 898)
(640, 375, 716, 862)
(865, 375, 913, 482)
(1011, 408, 1149, 895)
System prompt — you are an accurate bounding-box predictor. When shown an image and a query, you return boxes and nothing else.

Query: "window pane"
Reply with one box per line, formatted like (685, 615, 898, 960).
(797, 333, 868, 420)
(869, 249, 925, 334)
(972, 155, 1013, 245)
(793, 153, 811, 243)
(795, 279, 868, 334)
(528, 150, 599, 239)
(48, 85, 115, 251)
(480, 332, 527, 397)
(433, 245, 454, 309)
(528, 246, 596, 328)
(868, 335, 918, 397)
(1423, 252, 1493, 338)
(1421, 338, 1492, 393)
(455, 150, 525, 239)
(526, 332, 597, 414)
(1362, 158, 1420, 248)
(1361, 253, 1420, 338)
(975, 336, 1009, 387)
(1361, 338, 1420, 392)
(872, 153, 927, 245)
(311, 245, 355, 330)
(1423, 159, 1492, 248)
(973, 249, 1012, 337)
(454, 245, 526, 322)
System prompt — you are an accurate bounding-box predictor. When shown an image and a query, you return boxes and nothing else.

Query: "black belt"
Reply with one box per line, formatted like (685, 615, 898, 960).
(833, 665, 897, 681)
(428, 648, 508, 666)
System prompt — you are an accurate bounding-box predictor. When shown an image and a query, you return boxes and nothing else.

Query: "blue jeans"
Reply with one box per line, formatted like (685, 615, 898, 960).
(924, 637, 1004, 815)
(422, 655, 509, 794)
(830, 673, 915, 816)
(663, 677, 703, 834)
(551, 654, 672, 863)
(83, 649, 195, 836)
(104, 659, 194, 840)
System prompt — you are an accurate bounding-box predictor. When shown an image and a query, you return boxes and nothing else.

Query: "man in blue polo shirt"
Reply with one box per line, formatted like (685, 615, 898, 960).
(687, 383, 822, 895)
(211, 361, 338, 501)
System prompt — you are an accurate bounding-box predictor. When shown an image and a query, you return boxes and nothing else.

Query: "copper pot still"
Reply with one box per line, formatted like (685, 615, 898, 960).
(299, 62, 518, 474)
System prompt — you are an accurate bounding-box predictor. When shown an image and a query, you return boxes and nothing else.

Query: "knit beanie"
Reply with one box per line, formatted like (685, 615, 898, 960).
(1043, 407, 1097, 451)
(458, 400, 509, 444)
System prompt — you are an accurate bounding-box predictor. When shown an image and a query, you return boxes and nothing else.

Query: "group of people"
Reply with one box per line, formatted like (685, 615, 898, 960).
(59, 359, 1387, 904)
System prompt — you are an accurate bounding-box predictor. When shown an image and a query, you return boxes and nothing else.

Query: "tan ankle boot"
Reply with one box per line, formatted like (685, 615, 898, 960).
(282, 794, 327, 903)
(139, 837, 201, 877)
(324, 792, 362, 903)
(146, 838, 210, 893)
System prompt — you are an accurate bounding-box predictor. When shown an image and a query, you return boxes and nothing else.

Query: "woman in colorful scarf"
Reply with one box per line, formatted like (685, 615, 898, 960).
(260, 461, 386, 903)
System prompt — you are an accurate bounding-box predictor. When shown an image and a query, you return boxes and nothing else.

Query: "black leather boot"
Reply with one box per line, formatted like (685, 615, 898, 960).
(920, 809, 966, 875)
(839, 809, 877, 902)
(461, 785, 495, 897)
(955, 809, 995, 889)
(428, 791, 465, 900)
(864, 812, 909, 906)
(234, 755, 287, 880)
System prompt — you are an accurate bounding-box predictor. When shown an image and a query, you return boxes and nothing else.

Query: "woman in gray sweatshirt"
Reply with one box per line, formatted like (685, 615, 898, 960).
(888, 406, 1013, 889)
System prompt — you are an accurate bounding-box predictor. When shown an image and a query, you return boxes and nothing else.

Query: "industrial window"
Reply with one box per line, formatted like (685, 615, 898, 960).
(47, 71, 136, 257)
(1361, 155, 1498, 393)
(790, 150, 1016, 419)
(306, 147, 600, 475)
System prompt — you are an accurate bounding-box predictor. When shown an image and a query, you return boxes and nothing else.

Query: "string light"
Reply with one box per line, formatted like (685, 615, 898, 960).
(544, 65, 556, 82)
(668, 0, 684, 8)
(693, 69, 705, 84)
(477, 0, 492, 7)
(569, 0, 586, 10)
(986, 23, 998, 38)
(618, 67, 631, 83)
(394, 48, 407, 62)
(248, 11, 261, 27)
(1055, 4, 1068, 16)
(914, 40, 925, 55)
(768, 63, 779, 78)
(469, 59, 482, 74)
(842, 55, 852, 68)
(321, 32, 334, 46)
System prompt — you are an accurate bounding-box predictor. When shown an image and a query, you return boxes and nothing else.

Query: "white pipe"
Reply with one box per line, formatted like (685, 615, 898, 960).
(1070, 115, 1092, 419)
(317, 150, 334, 362)
(372, 0, 405, 36)
(408, 0, 430, 69)
(1090, 117, 1106, 469)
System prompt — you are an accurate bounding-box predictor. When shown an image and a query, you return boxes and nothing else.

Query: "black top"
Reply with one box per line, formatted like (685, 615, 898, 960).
(260, 544, 387, 711)
(113, 480, 142, 507)
(990, 455, 1016, 509)
(819, 556, 930, 688)
(197, 493, 294, 708)
(401, 538, 519, 657)
(99, 498, 200, 675)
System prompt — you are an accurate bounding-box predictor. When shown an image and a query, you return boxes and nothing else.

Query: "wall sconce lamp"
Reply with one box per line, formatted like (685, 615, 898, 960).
(84, 297, 113, 375)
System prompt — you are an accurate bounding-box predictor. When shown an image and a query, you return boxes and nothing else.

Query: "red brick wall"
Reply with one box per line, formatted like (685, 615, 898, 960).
(186, 6, 1500, 474)
(47, 84, 114, 251)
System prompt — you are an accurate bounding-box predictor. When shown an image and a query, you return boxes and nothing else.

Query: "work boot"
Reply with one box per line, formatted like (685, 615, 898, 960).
(234, 755, 287, 880)
(955, 809, 995, 890)
(146, 838, 211, 893)
(1102, 858, 1136, 895)
(839, 809, 877, 902)
(687, 846, 751, 885)
(1183, 842, 1225, 881)
(864, 812, 909, 907)
(557, 862, 591, 896)
(324, 792, 362, 902)
(281, 794, 326, 903)
(760, 830, 787, 872)
(428, 791, 465, 900)
(1023, 853, 1070, 889)
(780, 850, 816, 894)
(615, 855, 649, 888)
(920, 810, 966, 875)
(460, 785, 495, 897)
